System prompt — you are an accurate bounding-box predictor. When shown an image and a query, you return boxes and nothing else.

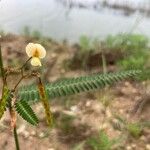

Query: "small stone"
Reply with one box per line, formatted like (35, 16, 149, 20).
(70, 105, 78, 113)
(28, 136, 33, 140)
(100, 123, 108, 130)
(106, 108, 112, 118)
(60, 69, 65, 73)
(126, 146, 132, 150)
(17, 125, 26, 134)
(119, 109, 124, 114)
(125, 82, 130, 86)
(31, 130, 36, 136)
(24, 131, 30, 138)
(85, 101, 91, 107)
(131, 144, 136, 148)
(140, 135, 146, 142)
(48, 148, 55, 150)
(146, 144, 150, 150)
(51, 53, 57, 58)
(63, 110, 76, 116)
(39, 132, 45, 138)
(131, 88, 137, 94)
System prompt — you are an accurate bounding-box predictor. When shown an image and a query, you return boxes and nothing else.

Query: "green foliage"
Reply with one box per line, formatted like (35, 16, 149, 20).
(15, 100, 39, 126)
(18, 70, 141, 103)
(106, 34, 150, 80)
(0, 46, 5, 78)
(114, 115, 149, 138)
(87, 130, 118, 150)
(0, 29, 6, 36)
(79, 35, 93, 51)
(22, 26, 31, 37)
(127, 123, 142, 138)
(118, 55, 150, 80)
(0, 87, 10, 119)
(32, 30, 42, 39)
(119, 55, 147, 70)
(71, 35, 95, 69)
(22, 26, 42, 39)
(105, 34, 148, 52)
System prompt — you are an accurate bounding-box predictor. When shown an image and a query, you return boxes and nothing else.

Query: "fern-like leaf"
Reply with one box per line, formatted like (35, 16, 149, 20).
(18, 70, 141, 103)
(15, 100, 39, 126)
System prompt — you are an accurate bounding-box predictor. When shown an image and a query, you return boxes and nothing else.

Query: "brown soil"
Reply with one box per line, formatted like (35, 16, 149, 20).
(0, 34, 149, 150)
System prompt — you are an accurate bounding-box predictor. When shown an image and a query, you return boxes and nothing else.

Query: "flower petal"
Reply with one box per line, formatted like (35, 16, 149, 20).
(35, 44, 46, 58)
(26, 43, 36, 57)
(31, 57, 42, 66)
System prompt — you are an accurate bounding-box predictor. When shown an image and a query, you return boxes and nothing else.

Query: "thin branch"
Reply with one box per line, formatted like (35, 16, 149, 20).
(19, 57, 31, 70)
(0, 46, 5, 83)
(13, 71, 39, 91)
(13, 76, 24, 91)
(13, 127, 20, 150)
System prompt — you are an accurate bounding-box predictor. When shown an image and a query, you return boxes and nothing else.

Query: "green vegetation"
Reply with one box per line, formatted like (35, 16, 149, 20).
(79, 35, 94, 51)
(106, 34, 150, 80)
(105, 34, 148, 52)
(127, 122, 142, 138)
(113, 115, 150, 139)
(15, 100, 39, 125)
(18, 70, 141, 103)
(103, 34, 150, 80)
(68, 34, 150, 80)
(22, 26, 42, 39)
(87, 130, 118, 150)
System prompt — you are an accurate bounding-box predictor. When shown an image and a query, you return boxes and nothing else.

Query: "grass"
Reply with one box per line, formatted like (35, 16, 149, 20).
(87, 130, 119, 150)
(113, 115, 150, 139)
(126, 123, 142, 138)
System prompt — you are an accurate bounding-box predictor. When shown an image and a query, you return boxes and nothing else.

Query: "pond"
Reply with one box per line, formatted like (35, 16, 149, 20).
(0, 0, 150, 43)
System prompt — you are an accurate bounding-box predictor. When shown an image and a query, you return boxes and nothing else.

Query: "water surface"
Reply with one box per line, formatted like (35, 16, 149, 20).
(0, 0, 150, 42)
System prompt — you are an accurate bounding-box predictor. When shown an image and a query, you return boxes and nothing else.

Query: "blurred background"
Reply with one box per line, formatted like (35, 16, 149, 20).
(1, 0, 150, 42)
(0, 0, 150, 150)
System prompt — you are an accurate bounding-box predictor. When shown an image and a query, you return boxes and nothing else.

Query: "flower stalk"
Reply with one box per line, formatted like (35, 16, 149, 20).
(37, 77, 53, 127)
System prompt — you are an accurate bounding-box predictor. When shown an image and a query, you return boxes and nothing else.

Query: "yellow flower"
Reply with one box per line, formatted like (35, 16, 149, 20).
(26, 43, 46, 66)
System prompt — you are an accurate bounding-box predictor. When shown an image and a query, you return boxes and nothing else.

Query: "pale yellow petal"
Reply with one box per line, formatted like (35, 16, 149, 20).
(31, 57, 42, 66)
(26, 43, 36, 57)
(35, 44, 46, 58)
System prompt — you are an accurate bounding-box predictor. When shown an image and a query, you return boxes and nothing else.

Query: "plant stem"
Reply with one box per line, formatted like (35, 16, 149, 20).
(13, 127, 20, 150)
(102, 52, 107, 74)
(19, 57, 31, 70)
(8, 91, 19, 150)
(0, 46, 5, 83)
(13, 76, 24, 91)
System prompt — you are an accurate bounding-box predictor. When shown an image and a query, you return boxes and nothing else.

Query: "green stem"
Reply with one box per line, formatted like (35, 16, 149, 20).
(13, 127, 20, 150)
(0, 46, 5, 83)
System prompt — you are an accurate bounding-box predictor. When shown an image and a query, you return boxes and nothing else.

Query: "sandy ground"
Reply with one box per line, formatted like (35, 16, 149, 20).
(0, 34, 149, 150)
